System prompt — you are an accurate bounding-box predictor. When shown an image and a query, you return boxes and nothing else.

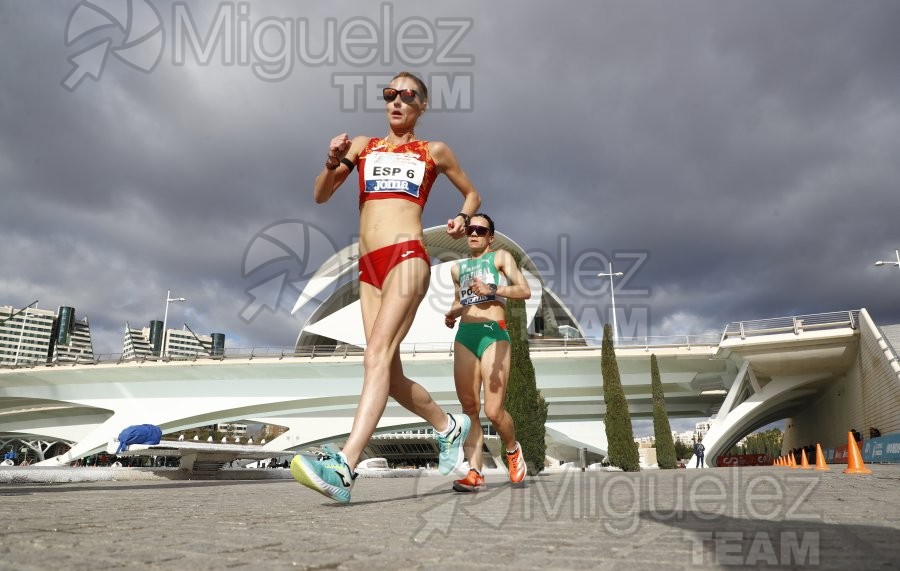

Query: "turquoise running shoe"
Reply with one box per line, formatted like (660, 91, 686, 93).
(290, 445, 356, 504)
(435, 413, 471, 475)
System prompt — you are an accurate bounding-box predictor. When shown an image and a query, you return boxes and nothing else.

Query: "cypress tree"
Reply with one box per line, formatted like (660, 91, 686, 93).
(650, 354, 677, 469)
(504, 296, 548, 476)
(601, 323, 640, 471)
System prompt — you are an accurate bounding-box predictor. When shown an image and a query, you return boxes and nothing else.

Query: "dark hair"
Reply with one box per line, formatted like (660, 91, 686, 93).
(471, 212, 495, 235)
(391, 71, 428, 102)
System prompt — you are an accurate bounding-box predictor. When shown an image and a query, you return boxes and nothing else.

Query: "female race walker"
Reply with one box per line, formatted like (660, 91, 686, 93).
(291, 72, 481, 503)
(443, 214, 531, 492)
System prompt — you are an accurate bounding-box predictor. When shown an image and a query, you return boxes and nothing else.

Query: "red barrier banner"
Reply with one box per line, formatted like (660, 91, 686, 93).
(716, 454, 772, 467)
(827, 445, 849, 464)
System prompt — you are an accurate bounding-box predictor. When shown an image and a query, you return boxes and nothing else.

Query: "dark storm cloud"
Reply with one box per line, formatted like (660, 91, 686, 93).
(2, 0, 899, 359)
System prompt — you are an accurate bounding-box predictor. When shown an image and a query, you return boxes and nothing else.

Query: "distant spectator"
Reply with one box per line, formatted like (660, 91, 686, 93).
(693, 440, 705, 468)
(851, 429, 862, 444)
(870, 427, 882, 439)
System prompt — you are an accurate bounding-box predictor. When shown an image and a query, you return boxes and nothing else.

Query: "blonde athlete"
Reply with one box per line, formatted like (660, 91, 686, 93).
(291, 72, 480, 503)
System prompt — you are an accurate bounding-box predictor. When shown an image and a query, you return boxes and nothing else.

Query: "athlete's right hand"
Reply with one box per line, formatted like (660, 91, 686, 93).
(444, 311, 456, 329)
(329, 133, 351, 159)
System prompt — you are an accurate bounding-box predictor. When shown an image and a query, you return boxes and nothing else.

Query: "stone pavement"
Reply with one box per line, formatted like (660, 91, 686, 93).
(1, 464, 899, 570)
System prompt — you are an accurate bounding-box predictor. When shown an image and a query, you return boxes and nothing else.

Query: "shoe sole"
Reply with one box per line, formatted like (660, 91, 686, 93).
(438, 415, 471, 475)
(290, 455, 351, 504)
(452, 481, 485, 493)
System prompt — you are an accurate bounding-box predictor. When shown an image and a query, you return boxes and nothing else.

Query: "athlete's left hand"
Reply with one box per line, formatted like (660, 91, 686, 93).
(446, 215, 466, 238)
(470, 277, 492, 296)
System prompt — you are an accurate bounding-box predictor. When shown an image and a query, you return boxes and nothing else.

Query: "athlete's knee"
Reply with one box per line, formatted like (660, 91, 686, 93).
(363, 346, 392, 374)
(484, 402, 507, 426)
(460, 400, 480, 417)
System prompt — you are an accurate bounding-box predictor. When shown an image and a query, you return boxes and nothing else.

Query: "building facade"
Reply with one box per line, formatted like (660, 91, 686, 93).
(122, 321, 225, 360)
(1, 304, 94, 366)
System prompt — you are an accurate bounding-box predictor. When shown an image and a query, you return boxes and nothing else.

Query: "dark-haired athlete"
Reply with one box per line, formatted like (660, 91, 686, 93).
(444, 214, 532, 491)
(291, 72, 480, 503)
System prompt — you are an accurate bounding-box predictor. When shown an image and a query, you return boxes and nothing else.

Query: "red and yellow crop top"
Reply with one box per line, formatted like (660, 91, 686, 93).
(357, 137, 438, 209)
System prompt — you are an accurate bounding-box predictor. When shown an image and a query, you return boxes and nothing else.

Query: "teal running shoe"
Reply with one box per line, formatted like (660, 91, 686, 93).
(435, 413, 471, 475)
(290, 445, 356, 504)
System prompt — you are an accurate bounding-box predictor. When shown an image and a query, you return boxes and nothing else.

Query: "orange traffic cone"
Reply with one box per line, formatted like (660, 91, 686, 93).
(844, 432, 872, 475)
(814, 443, 829, 471)
(772, 457, 777, 466)
(789, 453, 798, 469)
(779, 456, 784, 466)
(800, 449, 810, 469)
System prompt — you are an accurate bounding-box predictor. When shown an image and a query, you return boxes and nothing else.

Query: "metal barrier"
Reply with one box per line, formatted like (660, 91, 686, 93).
(721, 310, 860, 342)
(0, 336, 722, 369)
(1, 310, 862, 370)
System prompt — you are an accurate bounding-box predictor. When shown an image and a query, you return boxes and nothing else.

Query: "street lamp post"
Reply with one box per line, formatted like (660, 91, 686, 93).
(161, 290, 186, 358)
(874, 249, 900, 271)
(598, 263, 625, 346)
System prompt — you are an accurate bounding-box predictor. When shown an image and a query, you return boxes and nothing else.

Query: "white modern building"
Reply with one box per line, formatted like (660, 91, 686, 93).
(123, 321, 224, 360)
(672, 430, 696, 446)
(0, 304, 94, 366)
(292, 226, 586, 352)
(695, 421, 712, 443)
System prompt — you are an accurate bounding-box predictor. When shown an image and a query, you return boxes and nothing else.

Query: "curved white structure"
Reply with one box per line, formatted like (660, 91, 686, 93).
(3, 221, 898, 470)
(2, 308, 898, 467)
(1, 342, 738, 465)
(292, 226, 585, 351)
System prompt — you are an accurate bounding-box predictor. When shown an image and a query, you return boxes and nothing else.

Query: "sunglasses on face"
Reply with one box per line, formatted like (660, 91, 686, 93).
(383, 88, 419, 104)
(466, 225, 491, 237)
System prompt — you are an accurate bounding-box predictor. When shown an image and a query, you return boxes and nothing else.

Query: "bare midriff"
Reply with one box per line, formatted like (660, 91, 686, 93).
(358, 198, 425, 255)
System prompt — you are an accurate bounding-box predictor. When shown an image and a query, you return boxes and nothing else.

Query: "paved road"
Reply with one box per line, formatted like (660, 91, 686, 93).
(1, 465, 899, 570)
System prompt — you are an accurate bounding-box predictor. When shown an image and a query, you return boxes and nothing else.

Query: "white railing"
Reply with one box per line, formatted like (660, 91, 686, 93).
(0, 334, 724, 369)
(721, 310, 860, 342)
(2, 311, 861, 370)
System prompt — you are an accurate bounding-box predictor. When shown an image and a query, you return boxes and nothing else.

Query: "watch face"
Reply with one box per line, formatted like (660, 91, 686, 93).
(489, 283, 498, 292)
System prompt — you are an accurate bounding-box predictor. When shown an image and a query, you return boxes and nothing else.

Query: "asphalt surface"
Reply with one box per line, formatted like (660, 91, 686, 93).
(1, 464, 899, 570)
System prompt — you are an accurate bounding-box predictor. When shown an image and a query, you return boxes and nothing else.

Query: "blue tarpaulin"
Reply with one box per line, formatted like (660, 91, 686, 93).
(115, 424, 163, 453)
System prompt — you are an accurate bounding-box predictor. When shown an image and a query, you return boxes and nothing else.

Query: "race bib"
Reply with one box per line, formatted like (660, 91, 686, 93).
(363, 152, 426, 198)
(459, 269, 497, 306)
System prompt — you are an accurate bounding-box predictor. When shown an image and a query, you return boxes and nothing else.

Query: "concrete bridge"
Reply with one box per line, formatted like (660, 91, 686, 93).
(1, 309, 897, 468)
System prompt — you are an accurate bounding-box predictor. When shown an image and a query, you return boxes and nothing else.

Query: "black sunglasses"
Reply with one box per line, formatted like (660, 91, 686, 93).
(383, 88, 419, 104)
(466, 225, 491, 237)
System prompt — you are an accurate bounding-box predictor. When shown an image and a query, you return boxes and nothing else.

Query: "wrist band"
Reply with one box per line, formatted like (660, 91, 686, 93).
(455, 212, 471, 226)
(340, 157, 355, 171)
(325, 156, 340, 170)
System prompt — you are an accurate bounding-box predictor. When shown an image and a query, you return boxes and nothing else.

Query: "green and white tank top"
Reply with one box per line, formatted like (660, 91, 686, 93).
(458, 251, 507, 306)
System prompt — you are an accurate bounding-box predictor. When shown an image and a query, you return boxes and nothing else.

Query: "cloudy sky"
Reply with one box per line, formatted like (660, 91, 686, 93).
(2, 0, 899, 408)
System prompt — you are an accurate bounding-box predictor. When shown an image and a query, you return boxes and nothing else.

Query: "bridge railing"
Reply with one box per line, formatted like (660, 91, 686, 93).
(529, 334, 721, 352)
(0, 333, 726, 369)
(2, 310, 862, 370)
(721, 310, 860, 342)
